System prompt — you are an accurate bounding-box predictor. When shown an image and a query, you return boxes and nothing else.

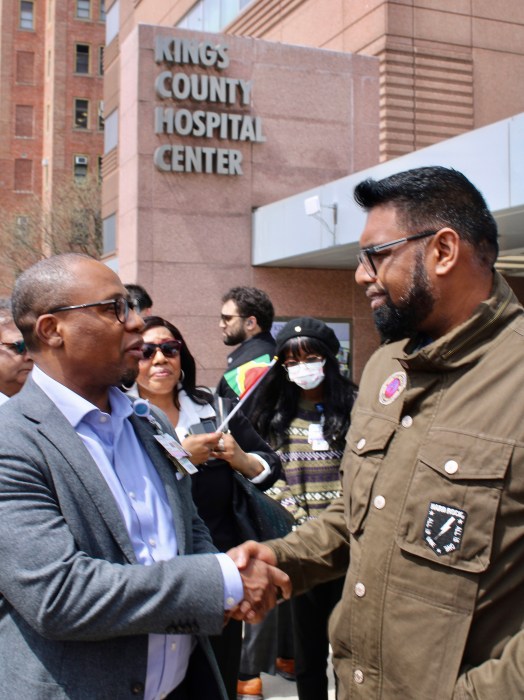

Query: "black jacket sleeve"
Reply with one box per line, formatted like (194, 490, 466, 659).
(228, 408, 281, 491)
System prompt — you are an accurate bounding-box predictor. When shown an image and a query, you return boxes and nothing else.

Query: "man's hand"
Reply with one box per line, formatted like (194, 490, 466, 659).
(227, 542, 291, 623)
(228, 540, 277, 569)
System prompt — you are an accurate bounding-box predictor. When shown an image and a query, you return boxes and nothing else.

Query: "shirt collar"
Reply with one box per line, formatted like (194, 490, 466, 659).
(31, 364, 133, 428)
(396, 272, 519, 371)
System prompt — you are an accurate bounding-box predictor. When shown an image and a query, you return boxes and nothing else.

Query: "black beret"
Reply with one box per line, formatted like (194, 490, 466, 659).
(276, 317, 340, 355)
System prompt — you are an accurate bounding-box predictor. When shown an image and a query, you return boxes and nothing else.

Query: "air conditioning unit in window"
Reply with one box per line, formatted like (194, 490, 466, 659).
(75, 155, 88, 165)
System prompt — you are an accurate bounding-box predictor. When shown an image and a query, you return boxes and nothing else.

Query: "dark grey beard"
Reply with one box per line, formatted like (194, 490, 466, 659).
(373, 255, 435, 343)
(223, 329, 247, 346)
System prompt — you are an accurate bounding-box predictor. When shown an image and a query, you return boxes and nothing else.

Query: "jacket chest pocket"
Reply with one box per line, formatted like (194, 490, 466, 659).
(396, 430, 512, 573)
(344, 412, 396, 535)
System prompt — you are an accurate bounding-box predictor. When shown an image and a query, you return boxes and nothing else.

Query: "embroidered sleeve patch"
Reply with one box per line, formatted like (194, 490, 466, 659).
(423, 502, 467, 556)
(379, 371, 407, 405)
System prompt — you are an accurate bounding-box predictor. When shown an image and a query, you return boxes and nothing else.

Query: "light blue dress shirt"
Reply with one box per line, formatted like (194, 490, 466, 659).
(32, 365, 242, 700)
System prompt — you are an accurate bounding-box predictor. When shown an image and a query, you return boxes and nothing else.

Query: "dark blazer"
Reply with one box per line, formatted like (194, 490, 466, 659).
(190, 398, 281, 552)
(0, 377, 228, 699)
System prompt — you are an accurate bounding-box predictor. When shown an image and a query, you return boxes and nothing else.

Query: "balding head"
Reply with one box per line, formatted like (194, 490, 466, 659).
(12, 254, 145, 410)
(12, 254, 92, 351)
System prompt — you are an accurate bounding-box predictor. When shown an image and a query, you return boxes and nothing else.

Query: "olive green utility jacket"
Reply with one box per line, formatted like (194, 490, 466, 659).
(269, 272, 524, 699)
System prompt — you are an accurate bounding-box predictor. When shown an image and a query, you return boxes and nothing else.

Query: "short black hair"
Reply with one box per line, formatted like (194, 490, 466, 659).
(222, 286, 274, 332)
(125, 284, 153, 313)
(354, 166, 498, 268)
(12, 253, 92, 350)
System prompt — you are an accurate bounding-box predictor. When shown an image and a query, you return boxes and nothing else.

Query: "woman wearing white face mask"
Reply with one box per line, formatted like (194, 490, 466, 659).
(248, 317, 357, 700)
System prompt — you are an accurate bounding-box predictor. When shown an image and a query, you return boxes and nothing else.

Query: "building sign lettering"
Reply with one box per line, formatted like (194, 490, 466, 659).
(153, 37, 265, 175)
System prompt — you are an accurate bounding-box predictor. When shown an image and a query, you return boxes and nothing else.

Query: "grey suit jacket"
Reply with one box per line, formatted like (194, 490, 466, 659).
(0, 377, 228, 699)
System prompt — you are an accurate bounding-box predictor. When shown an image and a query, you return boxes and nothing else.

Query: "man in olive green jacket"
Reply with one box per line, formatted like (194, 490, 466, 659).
(230, 166, 524, 699)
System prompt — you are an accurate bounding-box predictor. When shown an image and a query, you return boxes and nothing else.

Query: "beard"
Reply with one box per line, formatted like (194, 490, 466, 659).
(120, 365, 139, 388)
(373, 252, 435, 343)
(223, 327, 247, 346)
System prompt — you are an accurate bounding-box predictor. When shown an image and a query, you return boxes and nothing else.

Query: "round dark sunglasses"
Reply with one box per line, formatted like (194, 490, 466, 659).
(141, 340, 182, 360)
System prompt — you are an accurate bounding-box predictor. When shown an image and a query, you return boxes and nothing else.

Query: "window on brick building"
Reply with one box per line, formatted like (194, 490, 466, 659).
(20, 0, 34, 29)
(98, 101, 104, 131)
(16, 51, 34, 83)
(75, 44, 90, 74)
(100, 0, 106, 21)
(105, 1, 118, 44)
(97, 156, 103, 181)
(102, 214, 116, 255)
(98, 46, 104, 75)
(15, 105, 34, 137)
(14, 159, 33, 192)
(76, 0, 90, 19)
(15, 216, 30, 238)
(103, 109, 117, 153)
(74, 155, 89, 179)
(74, 99, 89, 129)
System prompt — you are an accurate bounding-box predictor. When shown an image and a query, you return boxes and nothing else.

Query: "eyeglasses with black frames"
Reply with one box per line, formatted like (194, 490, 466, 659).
(47, 296, 131, 324)
(141, 340, 182, 360)
(358, 229, 439, 279)
(0, 340, 26, 355)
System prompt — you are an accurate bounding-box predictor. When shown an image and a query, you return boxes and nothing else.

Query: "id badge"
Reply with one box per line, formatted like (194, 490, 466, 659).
(308, 423, 329, 451)
(154, 433, 198, 477)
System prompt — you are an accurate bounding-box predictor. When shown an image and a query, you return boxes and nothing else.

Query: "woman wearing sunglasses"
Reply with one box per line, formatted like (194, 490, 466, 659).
(133, 315, 281, 700)
(248, 317, 357, 700)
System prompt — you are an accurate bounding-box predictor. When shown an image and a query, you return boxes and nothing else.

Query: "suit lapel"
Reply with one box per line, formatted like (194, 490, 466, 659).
(129, 412, 188, 555)
(20, 379, 137, 563)
(19, 378, 189, 559)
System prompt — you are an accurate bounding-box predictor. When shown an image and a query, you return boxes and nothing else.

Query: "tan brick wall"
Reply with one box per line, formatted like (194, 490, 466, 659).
(227, 0, 524, 163)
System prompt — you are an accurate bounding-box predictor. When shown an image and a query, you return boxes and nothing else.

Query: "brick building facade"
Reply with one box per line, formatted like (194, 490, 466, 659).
(0, 0, 105, 289)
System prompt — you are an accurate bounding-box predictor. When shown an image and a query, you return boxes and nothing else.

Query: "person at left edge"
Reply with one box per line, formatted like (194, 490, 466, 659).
(0, 297, 33, 405)
(0, 253, 290, 700)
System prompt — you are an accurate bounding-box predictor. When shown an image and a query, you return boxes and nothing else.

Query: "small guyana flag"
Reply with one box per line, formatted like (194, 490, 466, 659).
(224, 353, 273, 398)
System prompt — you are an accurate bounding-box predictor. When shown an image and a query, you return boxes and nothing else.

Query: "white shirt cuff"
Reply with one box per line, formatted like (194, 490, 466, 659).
(215, 552, 243, 610)
(248, 453, 271, 484)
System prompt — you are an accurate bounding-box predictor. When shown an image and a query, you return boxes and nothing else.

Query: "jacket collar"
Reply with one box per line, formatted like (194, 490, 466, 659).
(226, 331, 276, 367)
(395, 272, 522, 372)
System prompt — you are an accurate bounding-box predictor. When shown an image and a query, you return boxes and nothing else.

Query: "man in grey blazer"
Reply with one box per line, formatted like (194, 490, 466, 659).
(0, 254, 289, 699)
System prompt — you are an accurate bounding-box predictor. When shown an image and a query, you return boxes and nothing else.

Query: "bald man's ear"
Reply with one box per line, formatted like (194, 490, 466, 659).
(432, 228, 460, 276)
(35, 314, 63, 348)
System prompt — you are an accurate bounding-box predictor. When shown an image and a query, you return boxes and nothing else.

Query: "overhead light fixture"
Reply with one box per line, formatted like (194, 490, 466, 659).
(304, 195, 338, 241)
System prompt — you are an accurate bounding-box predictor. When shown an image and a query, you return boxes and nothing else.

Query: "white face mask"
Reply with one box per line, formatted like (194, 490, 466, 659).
(286, 360, 325, 391)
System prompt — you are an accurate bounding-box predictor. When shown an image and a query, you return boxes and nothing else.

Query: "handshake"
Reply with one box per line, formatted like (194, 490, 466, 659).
(226, 540, 291, 624)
